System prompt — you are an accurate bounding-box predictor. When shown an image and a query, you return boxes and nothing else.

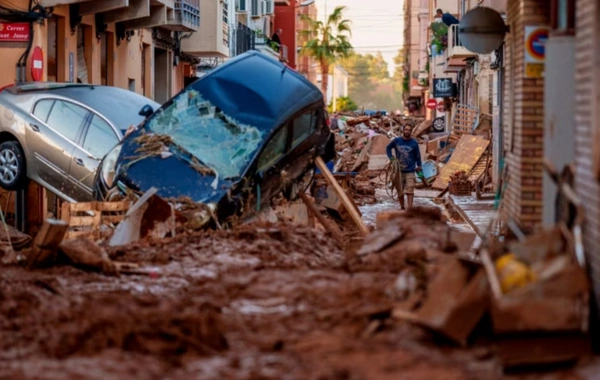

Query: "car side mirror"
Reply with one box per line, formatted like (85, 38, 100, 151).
(138, 104, 154, 118)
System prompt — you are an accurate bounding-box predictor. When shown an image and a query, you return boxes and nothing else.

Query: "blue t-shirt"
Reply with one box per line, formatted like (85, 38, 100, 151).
(442, 13, 459, 26)
(386, 137, 422, 173)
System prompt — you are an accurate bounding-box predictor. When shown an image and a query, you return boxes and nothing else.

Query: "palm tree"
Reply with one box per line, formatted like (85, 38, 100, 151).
(299, 6, 353, 99)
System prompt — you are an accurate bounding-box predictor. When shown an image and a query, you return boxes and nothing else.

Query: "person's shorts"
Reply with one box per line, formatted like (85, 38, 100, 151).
(394, 171, 416, 195)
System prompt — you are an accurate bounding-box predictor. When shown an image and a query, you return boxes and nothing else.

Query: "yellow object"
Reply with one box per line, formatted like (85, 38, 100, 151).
(495, 253, 536, 293)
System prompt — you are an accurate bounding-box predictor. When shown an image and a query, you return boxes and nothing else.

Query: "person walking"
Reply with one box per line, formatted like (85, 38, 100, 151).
(386, 124, 423, 210)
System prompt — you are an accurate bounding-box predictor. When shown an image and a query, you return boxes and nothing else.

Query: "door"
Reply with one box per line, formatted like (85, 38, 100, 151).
(28, 99, 89, 196)
(286, 108, 320, 180)
(69, 113, 120, 200)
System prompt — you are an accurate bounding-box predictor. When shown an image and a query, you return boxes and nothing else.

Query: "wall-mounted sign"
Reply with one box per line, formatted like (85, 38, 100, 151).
(0, 23, 30, 42)
(524, 26, 549, 79)
(31, 46, 43, 81)
(433, 78, 457, 98)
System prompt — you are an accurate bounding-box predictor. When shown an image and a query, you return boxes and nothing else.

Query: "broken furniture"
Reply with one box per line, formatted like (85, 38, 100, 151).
(61, 201, 131, 240)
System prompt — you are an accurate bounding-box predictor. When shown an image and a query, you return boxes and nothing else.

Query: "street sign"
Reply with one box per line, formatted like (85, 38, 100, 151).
(437, 100, 445, 112)
(426, 98, 437, 110)
(524, 26, 549, 78)
(31, 46, 43, 81)
(0, 23, 30, 42)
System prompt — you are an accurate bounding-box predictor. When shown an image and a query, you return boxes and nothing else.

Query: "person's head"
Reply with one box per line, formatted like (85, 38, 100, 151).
(402, 124, 413, 139)
(276, 28, 282, 35)
(436, 9, 443, 17)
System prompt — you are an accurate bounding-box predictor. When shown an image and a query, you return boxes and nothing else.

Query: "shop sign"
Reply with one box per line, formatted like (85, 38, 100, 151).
(524, 26, 549, 78)
(433, 78, 457, 98)
(0, 23, 30, 42)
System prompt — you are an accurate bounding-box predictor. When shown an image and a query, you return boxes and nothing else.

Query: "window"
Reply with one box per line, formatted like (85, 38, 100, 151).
(251, 0, 259, 17)
(32, 100, 55, 123)
(257, 127, 288, 171)
(83, 115, 119, 158)
(291, 110, 318, 150)
(46, 100, 89, 142)
(551, 0, 575, 32)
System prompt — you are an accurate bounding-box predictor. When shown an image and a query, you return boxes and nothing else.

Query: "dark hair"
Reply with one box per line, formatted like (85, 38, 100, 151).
(436, 9, 443, 14)
(403, 124, 413, 130)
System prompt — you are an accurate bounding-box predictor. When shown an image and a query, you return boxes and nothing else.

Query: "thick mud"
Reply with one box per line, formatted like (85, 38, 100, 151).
(0, 219, 595, 379)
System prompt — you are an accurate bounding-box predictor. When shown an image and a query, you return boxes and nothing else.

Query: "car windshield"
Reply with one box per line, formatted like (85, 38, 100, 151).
(145, 88, 264, 179)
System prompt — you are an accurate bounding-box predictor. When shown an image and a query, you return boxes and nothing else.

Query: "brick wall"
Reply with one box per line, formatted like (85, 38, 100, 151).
(574, 0, 600, 316)
(502, 0, 550, 231)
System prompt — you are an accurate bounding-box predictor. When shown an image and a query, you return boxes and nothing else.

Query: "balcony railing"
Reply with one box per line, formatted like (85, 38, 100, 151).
(166, 0, 200, 31)
(447, 24, 477, 59)
(234, 23, 256, 55)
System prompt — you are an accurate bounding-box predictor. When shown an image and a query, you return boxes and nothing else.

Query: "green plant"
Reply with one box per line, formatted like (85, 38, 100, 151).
(299, 6, 353, 98)
(331, 96, 358, 112)
(425, 60, 430, 73)
(429, 22, 448, 52)
(402, 75, 409, 94)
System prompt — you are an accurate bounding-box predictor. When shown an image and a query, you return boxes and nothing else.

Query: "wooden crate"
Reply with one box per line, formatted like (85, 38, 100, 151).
(449, 181, 471, 196)
(61, 201, 131, 240)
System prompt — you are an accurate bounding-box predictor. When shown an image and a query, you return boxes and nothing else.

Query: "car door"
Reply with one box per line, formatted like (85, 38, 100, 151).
(69, 113, 120, 201)
(253, 124, 291, 207)
(28, 98, 89, 196)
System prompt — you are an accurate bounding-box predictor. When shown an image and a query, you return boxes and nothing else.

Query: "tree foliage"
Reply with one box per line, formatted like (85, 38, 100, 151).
(299, 6, 353, 98)
(329, 96, 358, 112)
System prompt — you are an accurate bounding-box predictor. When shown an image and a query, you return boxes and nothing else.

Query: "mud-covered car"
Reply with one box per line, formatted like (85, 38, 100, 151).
(94, 51, 335, 225)
(0, 83, 159, 201)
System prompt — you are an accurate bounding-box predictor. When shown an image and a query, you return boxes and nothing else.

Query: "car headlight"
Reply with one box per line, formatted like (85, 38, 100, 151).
(101, 144, 123, 188)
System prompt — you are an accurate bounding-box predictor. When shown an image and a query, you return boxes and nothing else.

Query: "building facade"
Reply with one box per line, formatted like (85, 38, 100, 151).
(0, 0, 202, 103)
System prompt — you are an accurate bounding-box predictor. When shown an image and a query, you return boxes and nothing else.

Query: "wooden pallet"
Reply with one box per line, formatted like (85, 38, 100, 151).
(61, 201, 131, 240)
(452, 105, 479, 136)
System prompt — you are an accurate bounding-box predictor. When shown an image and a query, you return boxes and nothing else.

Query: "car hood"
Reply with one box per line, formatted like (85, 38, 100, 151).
(115, 130, 236, 204)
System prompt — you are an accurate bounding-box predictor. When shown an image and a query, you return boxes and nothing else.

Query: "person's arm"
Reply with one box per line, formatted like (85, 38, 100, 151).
(386, 140, 395, 159)
(414, 140, 422, 169)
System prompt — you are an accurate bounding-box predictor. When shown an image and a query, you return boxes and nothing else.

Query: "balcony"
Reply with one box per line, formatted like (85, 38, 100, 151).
(255, 36, 288, 63)
(443, 24, 476, 73)
(180, 0, 226, 56)
(164, 0, 200, 32)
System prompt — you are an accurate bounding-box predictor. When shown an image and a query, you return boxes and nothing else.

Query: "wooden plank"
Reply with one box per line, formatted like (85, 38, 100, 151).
(431, 135, 490, 189)
(65, 202, 97, 212)
(26, 219, 69, 268)
(298, 192, 344, 246)
(65, 230, 94, 240)
(96, 201, 131, 212)
(69, 216, 100, 227)
(315, 157, 370, 236)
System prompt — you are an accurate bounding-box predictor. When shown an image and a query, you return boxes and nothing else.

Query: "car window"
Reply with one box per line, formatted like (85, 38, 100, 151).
(32, 99, 55, 123)
(83, 114, 119, 158)
(257, 126, 288, 172)
(46, 100, 89, 142)
(291, 109, 318, 150)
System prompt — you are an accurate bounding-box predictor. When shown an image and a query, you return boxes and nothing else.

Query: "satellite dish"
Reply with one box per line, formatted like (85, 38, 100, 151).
(458, 7, 507, 54)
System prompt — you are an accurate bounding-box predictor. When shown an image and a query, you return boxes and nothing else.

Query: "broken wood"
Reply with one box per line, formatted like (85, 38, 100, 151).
(299, 192, 344, 246)
(315, 157, 370, 236)
(59, 238, 117, 274)
(26, 219, 69, 268)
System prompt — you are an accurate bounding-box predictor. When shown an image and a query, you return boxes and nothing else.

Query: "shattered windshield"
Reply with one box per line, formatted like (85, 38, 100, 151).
(145, 89, 264, 179)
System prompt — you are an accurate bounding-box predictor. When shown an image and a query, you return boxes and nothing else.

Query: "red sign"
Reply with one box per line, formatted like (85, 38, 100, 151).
(0, 23, 30, 42)
(437, 100, 445, 112)
(426, 98, 437, 110)
(31, 46, 43, 82)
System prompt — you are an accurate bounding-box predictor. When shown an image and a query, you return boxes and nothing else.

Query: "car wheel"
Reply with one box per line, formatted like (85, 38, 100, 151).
(0, 141, 27, 191)
(283, 167, 315, 201)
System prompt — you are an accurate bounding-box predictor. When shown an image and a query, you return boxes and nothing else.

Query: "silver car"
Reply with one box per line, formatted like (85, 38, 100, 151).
(0, 82, 159, 201)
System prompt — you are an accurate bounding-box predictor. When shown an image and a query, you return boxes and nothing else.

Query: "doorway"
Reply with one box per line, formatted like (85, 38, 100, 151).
(100, 31, 115, 86)
(154, 47, 171, 104)
(47, 15, 65, 82)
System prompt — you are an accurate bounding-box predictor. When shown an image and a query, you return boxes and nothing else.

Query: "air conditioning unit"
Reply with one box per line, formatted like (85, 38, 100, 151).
(237, 0, 248, 12)
(262, 0, 274, 15)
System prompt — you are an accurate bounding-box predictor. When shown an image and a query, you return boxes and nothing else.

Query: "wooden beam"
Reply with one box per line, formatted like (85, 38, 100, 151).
(122, 5, 167, 30)
(26, 219, 69, 268)
(298, 192, 344, 247)
(79, 0, 129, 15)
(315, 157, 370, 236)
(103, 0, 150, 24)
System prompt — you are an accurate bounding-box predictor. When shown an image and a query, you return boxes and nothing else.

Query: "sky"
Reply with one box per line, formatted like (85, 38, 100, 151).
(314, 0, 404, 76)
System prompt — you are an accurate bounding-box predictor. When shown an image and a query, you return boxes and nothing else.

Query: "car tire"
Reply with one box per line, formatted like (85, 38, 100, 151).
(0, 141, 27, 191)
(283, 167, 315, 201)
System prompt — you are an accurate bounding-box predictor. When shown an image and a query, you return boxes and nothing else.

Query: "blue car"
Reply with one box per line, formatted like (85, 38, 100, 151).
(94, 51, 335, 226)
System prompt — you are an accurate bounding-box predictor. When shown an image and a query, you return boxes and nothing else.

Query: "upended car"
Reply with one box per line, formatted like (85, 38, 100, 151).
(0, 83, 159, 201)
(94, 51, 335, 226)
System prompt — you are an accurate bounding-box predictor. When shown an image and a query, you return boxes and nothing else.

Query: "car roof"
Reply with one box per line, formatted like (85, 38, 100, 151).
(5, 83, 160, 130)
(186, 51, 324, 131)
